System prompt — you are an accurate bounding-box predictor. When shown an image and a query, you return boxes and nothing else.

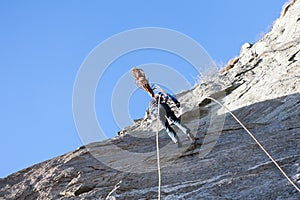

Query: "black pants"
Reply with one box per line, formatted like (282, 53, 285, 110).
(158, 103, 188, 143)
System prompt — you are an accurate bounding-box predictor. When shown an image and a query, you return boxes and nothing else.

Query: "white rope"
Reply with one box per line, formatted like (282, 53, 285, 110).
(105, 180, 122, 199)
(206, 96, 300, 193)
(156, 95, 162, 200)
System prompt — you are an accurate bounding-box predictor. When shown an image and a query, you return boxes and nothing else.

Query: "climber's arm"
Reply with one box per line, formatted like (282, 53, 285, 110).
(167, 94, 180, 108)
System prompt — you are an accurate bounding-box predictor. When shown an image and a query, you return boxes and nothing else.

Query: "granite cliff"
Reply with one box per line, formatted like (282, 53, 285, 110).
(1, 0, 300, 199)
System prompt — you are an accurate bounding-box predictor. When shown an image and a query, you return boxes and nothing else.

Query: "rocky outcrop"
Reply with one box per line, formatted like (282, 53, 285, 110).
(1, 0, 300, 199)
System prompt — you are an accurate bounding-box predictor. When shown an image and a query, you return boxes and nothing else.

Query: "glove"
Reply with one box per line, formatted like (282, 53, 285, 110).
(176, 102, 180, 108)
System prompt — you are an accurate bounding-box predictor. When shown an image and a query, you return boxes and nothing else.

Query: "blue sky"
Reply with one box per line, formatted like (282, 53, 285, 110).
(0, 1, 287, 178)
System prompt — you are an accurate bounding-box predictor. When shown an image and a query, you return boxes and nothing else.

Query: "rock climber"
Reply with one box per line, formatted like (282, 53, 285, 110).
(130, 67, 195, 147)
(149, 91, 195, 147)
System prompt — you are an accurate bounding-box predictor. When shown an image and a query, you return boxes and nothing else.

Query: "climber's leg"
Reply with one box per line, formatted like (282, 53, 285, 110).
(168, 113, 195, 141)
(165, 121, 181, 147)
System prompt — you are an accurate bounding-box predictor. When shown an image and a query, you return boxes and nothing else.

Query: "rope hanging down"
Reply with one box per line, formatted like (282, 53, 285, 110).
(205, 96, 300, 193)
(156, 94, 162, 200)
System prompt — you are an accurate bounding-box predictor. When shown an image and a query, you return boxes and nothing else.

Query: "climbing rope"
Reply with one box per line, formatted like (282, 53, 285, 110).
(156, 94, 162, 200)
(105, 180, 122, 200)
(206, 96, 300, 193)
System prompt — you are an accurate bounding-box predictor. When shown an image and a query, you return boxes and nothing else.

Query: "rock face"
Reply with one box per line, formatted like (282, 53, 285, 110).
(1, 1, 300, 199)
